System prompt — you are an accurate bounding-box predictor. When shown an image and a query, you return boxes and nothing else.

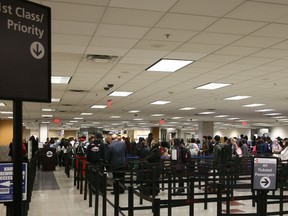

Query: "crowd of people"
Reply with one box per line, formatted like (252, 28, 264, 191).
(20, 132, 288, 196)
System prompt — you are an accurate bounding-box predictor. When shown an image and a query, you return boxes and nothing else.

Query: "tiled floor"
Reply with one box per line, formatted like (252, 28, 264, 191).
(0, 167, 288, 215)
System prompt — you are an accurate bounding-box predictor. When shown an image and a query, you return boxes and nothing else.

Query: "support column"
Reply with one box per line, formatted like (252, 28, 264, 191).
(198, 121, 214, 141)
(151, 127, 160, 140)
(39, 123, 48, 143)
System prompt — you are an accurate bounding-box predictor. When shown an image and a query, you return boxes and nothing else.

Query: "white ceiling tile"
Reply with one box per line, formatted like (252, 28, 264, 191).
(102, 8, 163, 26)
(52, 20, 98, 35)
(175, 43, 223, 54)
(233, 57, 275, 65)
(225, 1, 288, 22)
(215, 46, 261, 56)
(44, 0, 110, 6)
(95, 24, 149, 39)
(200, 54, 242, 63)
(166, 52, 208, 60)
(170, 0, 244, 17)
(190, 32, 243, 45)
(271, 40, 288, 49)
(90, 37, 138, 49)
(156, 13, 218, 31)
(109, 0, 177, 12)
(44, 1, 106, 22)
(52, 44, 87, 54)
(231, 36, 284, 48)
(52, 34, 92, 46)
(252, 23, 288, 38)
(134, 40, 182, 51)
(251, 48, 288, 58)
(205, 18, 266, 35)
(144, 28, 199, 42)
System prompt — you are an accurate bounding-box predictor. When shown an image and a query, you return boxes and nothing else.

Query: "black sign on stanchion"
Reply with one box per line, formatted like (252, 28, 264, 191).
(0, 0, 51, 102)
(253, 157, 278, 216)
(0, 1, 51, 216)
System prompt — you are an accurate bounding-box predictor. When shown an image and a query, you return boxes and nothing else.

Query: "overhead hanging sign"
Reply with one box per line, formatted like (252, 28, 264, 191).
(0, 0, 51, 102)
(0, 163, 27, 203)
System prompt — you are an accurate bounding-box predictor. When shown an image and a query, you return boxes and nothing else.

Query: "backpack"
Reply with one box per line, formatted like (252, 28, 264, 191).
(172, 146, 191, 171)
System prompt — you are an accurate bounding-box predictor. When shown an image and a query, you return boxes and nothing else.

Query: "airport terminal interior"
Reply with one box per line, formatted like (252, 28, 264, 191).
(2, 0, 288, 215)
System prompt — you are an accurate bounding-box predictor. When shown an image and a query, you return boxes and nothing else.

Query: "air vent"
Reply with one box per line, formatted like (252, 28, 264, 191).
(85, 54, 118, 63)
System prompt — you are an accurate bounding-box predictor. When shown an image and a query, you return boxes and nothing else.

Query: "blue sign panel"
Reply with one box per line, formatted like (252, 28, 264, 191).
(0, 163, 27, 202)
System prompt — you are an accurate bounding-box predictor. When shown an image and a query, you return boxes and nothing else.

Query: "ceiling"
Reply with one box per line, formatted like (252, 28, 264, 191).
(2, 0, 288, 131)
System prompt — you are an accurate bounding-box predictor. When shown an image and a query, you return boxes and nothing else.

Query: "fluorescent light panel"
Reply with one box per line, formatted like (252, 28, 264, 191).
(198, 112, 215, 115)
(109, 91, 133, 97)
(74, 117, 84, 120)
(150, 101, 171, 105)
(255, 109, 275, 112)
(0, 111, 12, 114)
(242, 104, 265, 107)
(151, 114, 164, 116)
(110, 116, 121, 118)
(51, 76, 71, 84)
(224, 95, 251, 100)
(80, 113, 93, 115)
(51, 98, 61, 102)
(91, 105, 107, 109)
(264, 113, 282, 116)
(42, 108, 55, 112)
(0, 102, 6, 106)
(146, 59, 194, 72)
(215, 115, 229, 118)
(179, 107, 195, 110)
(196, 82, 231, 90)
(42, 114, 53, 118)
(129, 110, 140, 113)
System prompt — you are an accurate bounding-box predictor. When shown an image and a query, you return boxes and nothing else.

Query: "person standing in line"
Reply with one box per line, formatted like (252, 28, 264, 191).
(86, 133, 106, 164)
(108, 134, 127, 194)
(8, 139, 13, 161)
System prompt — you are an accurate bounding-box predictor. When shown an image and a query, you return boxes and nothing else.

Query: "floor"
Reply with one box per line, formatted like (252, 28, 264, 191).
(0, 167, 287, 215)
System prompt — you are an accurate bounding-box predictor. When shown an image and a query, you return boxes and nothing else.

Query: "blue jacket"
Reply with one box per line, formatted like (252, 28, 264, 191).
(108, 140, 127, 169)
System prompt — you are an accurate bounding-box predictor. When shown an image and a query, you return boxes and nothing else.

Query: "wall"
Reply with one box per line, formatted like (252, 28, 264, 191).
(214, 128, 251, 139)
(270, 126, 288, 139)
(0, 120, 13, 146)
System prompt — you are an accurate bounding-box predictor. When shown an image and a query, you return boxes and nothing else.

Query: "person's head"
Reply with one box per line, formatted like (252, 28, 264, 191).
(111, 134, 118, 141)
(150, 139, 160, 148)
(95, 132, 103, 140)
(89, 136, 95, 142)
(173, 138, 181, 147)
(214, 135, 220, 142)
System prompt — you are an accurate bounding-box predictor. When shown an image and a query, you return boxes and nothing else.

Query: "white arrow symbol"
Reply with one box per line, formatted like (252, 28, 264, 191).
(0, 181, 12, 187)
(30, 42, 45, 59)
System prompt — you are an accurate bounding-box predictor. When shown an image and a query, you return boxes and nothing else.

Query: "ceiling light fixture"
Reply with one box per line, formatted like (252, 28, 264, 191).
(196, 82, 231, 90)
(179, 107, 196, 110)
(109, 91, 133, 97)
(150, 101, 171, 105)
(242, 104, 265, 108)
(51, 76, 71, 84)
(146, 58, 194, 72)
(224, 95, 252, 100)
(91, 105, 107, 109)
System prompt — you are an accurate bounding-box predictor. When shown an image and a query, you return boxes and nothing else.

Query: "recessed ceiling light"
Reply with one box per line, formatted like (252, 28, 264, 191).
(151, 114, 164, 116)
(224, 96, 252, 100)
(42, 114, 53, 118)
(129, 110, 140, 113)
(255, 109, 275, 112)
(0, 102, 6, 106)
(264, 113, 282, 116)
(272, 116, 287, 119)
(168, 122, 178, 124)
(0, 111, 13, 114)
(7, 116, 13, 119)
(51, 98, 61, 102)
(227, 117, 240, 120)
(92, 122, 100, 124)
(196, 82, 231, 90)
(42, 108, 55, 112)
(74, 117, 84, 120)
(80, 113, 93, 115)
(42, 121, 50, 124)
(70, 120, 78, 123)
(91, 105, 107, 109)
(110, 116, 121, 118)
(179, 107, 196, 110)
(198, 112, 215, 115)
(150, 101, 171, 105)
(146, 58, 194, 72)
(66, 123, 73, 125)
(171, 117, 182, 119)
(133, 118, 143, 121)
(242, 104, 265, 107)
(109, 91, 133, 97)
(215, 115, 229, 118)
(51, 76, 71, 84)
